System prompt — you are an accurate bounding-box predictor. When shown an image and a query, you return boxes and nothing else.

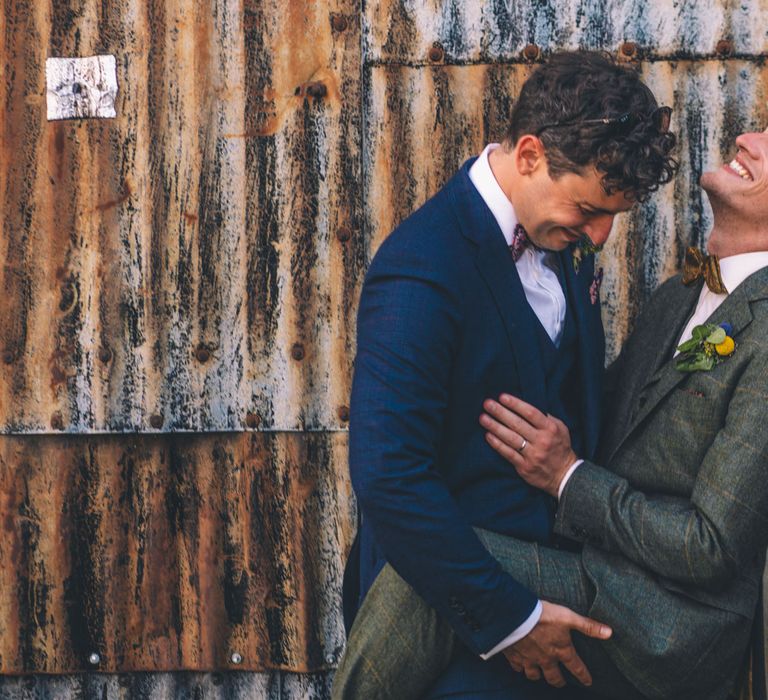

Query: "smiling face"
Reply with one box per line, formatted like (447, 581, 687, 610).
(518, 165, 635, 251)
(701, 128, 768, 234)
(501, 135, 635, 251)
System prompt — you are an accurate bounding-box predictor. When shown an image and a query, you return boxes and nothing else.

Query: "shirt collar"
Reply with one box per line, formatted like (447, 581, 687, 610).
(716, 251, 768, 295)
(468, 143, 518, 246)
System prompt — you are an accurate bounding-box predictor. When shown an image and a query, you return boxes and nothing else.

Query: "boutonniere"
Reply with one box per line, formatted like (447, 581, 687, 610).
(589, 267, 604, 305)
(572, 239, 604, 273)
(675, 322, 736, 373)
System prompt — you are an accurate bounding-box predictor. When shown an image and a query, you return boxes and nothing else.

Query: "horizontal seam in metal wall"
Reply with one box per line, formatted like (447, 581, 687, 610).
(0, 429, 351, 436)
(365, 53, 768, 68)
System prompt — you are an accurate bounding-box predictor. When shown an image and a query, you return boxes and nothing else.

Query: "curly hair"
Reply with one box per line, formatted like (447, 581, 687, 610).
(507, 51, 678, 202)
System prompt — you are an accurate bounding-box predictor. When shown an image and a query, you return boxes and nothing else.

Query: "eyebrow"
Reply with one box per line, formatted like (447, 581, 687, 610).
(580, 204, 615, 215)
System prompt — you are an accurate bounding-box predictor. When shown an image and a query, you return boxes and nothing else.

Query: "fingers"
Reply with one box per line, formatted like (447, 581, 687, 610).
(485, 431, 526, 468)
(560, 647, 592, 686)
(504, 650, 524, 673)
(479, 412, 527, 451)
(522, 662, 541, 682)
(482, 399, 536, 439)
(540, 662, 567, 688)
(568, 610, 613, 640)
(498, 394, 548, 428)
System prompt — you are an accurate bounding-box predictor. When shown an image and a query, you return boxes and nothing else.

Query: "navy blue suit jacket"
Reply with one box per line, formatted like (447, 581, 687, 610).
(345, 158, 604, 661)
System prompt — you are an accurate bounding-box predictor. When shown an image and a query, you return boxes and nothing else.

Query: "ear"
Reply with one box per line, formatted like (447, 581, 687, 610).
(514, 135, 547, 176)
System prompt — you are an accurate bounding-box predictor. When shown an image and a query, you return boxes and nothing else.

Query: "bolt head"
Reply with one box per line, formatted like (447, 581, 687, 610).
(98, 346, 112, 363)
(428, 44, 445, 62)
(88, 653, 100, 665)
(195, 345, 211, 363)
(331, 14, 348, 32)
(230, 652, 243, 664)
(522, 44, 540, 61)
(291, 343, 305, 361)
(336, 226, 352, 242)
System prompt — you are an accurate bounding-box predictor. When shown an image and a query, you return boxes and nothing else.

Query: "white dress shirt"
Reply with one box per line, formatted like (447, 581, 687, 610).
(675, 251, 768, 354)
(469, 143, 556, 657)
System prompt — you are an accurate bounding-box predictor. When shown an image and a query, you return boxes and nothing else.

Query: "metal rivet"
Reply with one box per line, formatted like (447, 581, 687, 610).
(337, 405, 350, 422)
(336, 226, 352, 242)
(291, 343, 305, 361)
(88, 652, 100, 665)
(3, 350, 14, 365)
(149, 413, 164, 429)
(230, 652, 243, 665)
(51, 412, 64, 431)
(715, 39, 733, 57)
(331, 14, 348, 32)
(245, 412, 260, 429)
(522, 44, 540, 62)
(195, 345, 210, 363)
(619, 41, 638, 59)
(428, 43, 445, 63)
(306, 82, 327, 99)
(98, 346, 112, 364)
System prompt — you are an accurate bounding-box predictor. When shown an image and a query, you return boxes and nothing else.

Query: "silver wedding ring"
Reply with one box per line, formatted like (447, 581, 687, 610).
(519, 438, 527, 453)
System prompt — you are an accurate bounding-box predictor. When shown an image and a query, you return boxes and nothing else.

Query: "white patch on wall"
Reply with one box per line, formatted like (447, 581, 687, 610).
(46, 55, 118, 120)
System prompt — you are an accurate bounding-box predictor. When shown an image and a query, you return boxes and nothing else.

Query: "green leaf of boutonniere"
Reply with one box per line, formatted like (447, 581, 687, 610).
(675, 322, 736, 373)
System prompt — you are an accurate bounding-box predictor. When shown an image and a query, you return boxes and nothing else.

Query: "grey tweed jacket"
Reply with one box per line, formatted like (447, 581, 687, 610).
(557, 267, 768, 700)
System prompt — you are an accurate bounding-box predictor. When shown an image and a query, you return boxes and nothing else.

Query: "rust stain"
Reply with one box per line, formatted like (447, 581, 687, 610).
(93, 178, 133, 212)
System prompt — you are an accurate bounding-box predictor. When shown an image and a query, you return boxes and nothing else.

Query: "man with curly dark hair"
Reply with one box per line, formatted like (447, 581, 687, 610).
(335, 51, 678, 700)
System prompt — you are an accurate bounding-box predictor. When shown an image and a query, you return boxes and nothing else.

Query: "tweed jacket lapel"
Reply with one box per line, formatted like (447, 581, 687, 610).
(450, 159, 548, 413)
(610, 267, 768, 463)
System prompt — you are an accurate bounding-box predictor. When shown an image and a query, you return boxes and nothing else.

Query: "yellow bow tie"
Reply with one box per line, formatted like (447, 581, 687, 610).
(682, 247, 728, 294)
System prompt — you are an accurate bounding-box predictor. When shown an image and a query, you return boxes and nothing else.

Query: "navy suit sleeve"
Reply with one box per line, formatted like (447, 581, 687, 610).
(349, 238, 539, 655)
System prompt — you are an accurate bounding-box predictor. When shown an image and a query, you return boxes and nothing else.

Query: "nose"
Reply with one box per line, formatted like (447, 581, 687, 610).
(584, 214, 616, 247)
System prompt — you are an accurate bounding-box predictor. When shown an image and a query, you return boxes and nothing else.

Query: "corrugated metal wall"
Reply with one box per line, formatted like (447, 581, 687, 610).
(1, 0, 766, 697)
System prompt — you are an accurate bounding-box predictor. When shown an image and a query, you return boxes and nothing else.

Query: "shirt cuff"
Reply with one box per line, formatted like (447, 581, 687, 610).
(557, 459, 584, 500)
(479, 601, 543, 660)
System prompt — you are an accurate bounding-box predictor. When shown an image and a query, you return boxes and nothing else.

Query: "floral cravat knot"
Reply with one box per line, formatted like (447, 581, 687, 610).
(509, 223, 529, 262)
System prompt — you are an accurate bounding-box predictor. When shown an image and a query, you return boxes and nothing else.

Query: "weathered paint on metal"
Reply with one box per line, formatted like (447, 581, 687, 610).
(0, 431, 354, 674)
(0, 0, 364, 434)
(364, 0, 768, 64)
(364, 59, 768, 361)
(2, 0, 768, 695)
(0, 671, 333, 698)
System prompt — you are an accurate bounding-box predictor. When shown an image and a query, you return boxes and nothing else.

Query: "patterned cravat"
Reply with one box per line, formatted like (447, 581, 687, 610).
(509, 223, 529, 262)
(682, 246, 728, 294)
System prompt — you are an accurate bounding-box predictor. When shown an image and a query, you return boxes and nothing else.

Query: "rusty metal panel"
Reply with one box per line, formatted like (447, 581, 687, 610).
(0, 671, 333, 698)
(0, 431, 354, 674)
(364, 60, 768, 361)
(364, 0, 768, 64)
(0, 0, 364, 433)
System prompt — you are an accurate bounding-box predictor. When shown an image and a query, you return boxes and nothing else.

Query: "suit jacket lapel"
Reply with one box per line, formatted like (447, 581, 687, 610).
(610, 272, 761, 463)
(559, 249, 604, 460)
(450, 160, 548, 412)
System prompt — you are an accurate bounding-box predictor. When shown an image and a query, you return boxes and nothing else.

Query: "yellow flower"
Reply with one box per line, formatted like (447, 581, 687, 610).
(715, 336, 735, 356)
